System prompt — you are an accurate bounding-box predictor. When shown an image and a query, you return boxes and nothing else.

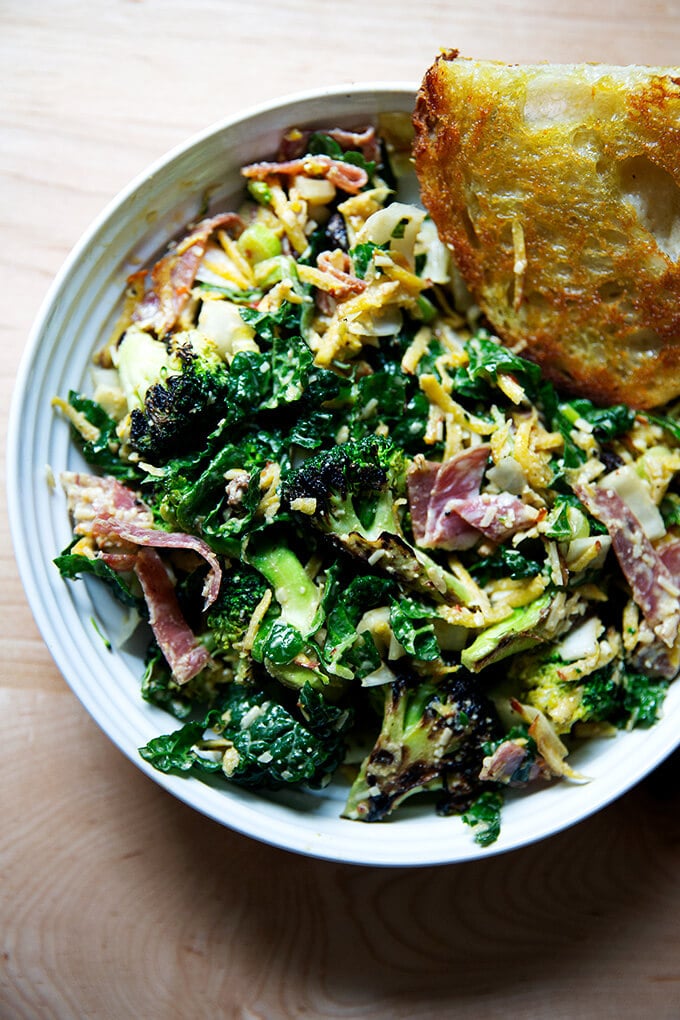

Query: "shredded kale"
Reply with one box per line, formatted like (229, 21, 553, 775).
(196, 281, 264, 304)
(54, 126, 680, 852)
(139, 682, 351, 789)
(64, 392, 141, 482)
(54, 545, 142, 609)
(350, 241, 386, 278)
(470, 547, 543, 585)
(453, 332, 542, 400)
(462, 790, 504, 847)
(389, 598, 440, 661)
(581, 664, 668, 728)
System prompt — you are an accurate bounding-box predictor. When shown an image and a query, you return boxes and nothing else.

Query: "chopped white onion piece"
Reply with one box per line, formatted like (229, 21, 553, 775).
(415, 217, 451, 283)
(486, 456, 527, 495)
(292, 174, 336, 205)
(556, 616, 603, 662)
(356, 202, 426, 267)
(600, 464, 666, 541)
(197, 299, 256, 357)
(565, 535, 611, 571)
(361, 662, 398, 687)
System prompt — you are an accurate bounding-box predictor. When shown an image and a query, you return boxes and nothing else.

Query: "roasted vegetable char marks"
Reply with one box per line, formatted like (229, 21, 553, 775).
(54, 115, 680, 846)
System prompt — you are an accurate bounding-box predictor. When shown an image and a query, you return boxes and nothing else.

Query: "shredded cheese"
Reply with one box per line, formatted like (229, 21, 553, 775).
(401, 326, 432, 374)
(419, 374, 497, 436)
(268, 182, 309, 254)
(241, 589, 273, 654)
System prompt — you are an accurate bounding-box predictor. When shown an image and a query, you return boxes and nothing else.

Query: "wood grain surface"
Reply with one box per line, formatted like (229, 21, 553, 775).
(3, 3, 680, 1018)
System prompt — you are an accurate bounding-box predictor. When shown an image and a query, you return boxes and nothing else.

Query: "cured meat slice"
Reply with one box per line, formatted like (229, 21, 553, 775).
(133, 547, 210, 684)
(92, 515, 221, 609)
(241, 155, 368, 194)
(576, 483, 680, 647)
(132, 212, 243, 336)
(408, 447, 489, 550)
(450, 493, 540, 543)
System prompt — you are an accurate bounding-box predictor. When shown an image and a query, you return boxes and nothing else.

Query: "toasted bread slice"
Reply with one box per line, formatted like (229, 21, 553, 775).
(413, 51, 680, 408)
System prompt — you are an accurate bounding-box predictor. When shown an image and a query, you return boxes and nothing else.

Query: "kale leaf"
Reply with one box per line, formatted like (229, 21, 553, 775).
(307, 132, 377, 180)
(581, 664, 668, 728)
(54, 546, 142, 609)
(139, 714, 221, 774)
(139, 682, 351, 790)
(319, 574, 394, 679)
(539, 386, 636, 471)
(389, 597, 440, 661)
(470, 546, 544, 585)
(65, 392, 141, 482)
(453, 332, 542, 400)
(461, 789, 504, 847)
(349, 241, 387, 279)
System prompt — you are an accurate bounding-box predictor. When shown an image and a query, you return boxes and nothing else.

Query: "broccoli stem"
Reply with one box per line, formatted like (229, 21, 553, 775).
(246, 538, 322, 636)
(245, 536, 347, 700)
(343, 673, 499, 821)
(461, 593, 552, 672)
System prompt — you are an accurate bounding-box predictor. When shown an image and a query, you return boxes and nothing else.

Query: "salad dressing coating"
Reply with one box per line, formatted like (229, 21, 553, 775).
(54, 119, 680, 847)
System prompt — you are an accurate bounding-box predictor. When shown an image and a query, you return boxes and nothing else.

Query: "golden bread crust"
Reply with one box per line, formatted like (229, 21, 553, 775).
(413, 51, 680, 408)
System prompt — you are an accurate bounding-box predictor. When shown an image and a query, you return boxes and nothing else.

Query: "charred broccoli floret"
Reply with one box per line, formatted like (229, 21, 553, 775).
(128, 338, 231, 462)
(204, 546, 321, 664)
(205, 537, 391, 699)
(282, 434, 404, 535)
(137, 565, 270, 716)
(282, 436, 471, 604)
(203, 536, 327, 691)
(343, 671, 500, 821)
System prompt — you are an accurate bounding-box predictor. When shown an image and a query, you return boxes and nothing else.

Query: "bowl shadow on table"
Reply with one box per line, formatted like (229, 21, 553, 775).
(132, 746, 680, 1013)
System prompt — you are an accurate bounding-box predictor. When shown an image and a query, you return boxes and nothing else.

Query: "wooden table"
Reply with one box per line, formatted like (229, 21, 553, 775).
(3, 3, 680, 1017)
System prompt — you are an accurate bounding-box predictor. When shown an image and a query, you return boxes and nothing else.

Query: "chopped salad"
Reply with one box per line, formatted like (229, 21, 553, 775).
(54, 119, 680, 847)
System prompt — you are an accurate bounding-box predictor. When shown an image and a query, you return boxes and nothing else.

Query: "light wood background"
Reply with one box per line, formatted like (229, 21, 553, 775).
(3, 3, 680, 1017)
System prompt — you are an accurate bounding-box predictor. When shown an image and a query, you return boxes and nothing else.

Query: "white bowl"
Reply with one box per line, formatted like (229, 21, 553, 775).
(9, 83, 680, 866)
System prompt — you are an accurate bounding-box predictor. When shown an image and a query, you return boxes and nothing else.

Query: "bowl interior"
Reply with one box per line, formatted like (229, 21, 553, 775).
(9, 83, 680, 866)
